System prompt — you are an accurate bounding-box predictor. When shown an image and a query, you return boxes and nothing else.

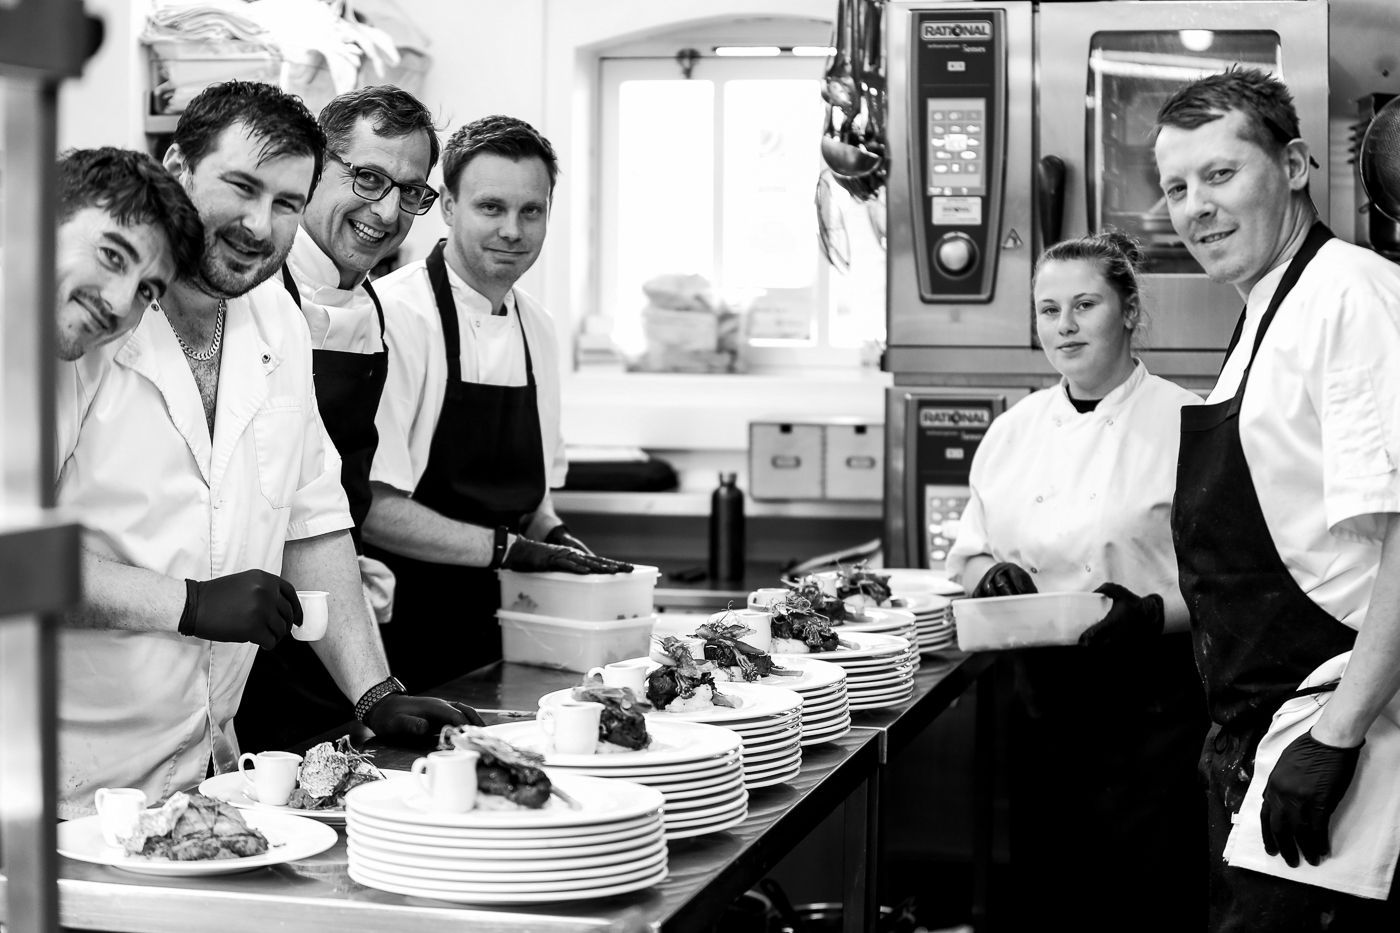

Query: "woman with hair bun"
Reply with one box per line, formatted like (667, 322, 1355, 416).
(947, 232, 1208, 931)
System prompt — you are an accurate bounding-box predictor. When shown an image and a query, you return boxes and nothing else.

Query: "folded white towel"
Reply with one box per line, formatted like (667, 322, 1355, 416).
(1224, 651, 1400, 900)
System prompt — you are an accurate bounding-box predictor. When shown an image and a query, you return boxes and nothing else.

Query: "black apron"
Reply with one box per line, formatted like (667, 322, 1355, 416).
(365, 240, 547, 694)
(235, 266, 390, 753)
(1172, 222, 1357, 730)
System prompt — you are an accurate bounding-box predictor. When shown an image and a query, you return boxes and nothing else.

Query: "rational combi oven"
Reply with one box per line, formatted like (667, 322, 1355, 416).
(881, 1, 1330, 569)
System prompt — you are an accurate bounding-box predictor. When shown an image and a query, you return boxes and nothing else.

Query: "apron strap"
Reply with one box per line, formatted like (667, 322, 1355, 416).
(425, 240, 463, 385)
(513, 297, 537, 389)
(1222, 306, 1248, 372)
(361, 278, 387, 344)
(1233, 222, 1334, 403)
(280, 263, 302, 309)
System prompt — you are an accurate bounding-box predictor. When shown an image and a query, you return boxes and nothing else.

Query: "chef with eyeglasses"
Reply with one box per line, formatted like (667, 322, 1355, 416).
(1157, 69, 1400, 927)
(236, 85, 460, 753)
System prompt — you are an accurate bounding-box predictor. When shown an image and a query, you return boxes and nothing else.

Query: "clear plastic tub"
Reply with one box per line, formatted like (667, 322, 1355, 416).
(954, 592, 1111, 651)
(497, 565, 659, 621)
(498, 609, 656, 673)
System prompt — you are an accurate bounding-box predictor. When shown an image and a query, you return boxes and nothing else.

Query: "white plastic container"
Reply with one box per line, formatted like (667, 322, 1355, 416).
(497, 565, 659, 621)
(498, 609, 656, 673)
(954, 593, 1111, 651)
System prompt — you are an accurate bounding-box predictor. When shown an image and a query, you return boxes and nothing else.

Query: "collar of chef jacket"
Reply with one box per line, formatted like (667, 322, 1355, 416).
(1049, 357, 1149, 422)
(285, 225, 385, 353)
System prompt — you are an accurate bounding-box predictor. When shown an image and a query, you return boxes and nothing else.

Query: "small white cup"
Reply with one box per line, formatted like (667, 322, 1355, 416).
(587, 659, 651, 694)
(724, 609, 773, 654)
(293, 590, 329, 642)
(94, 787, 148, 847)
(238, 750, 303, 807)
(411, 749, 480, 812)
(539, 700, 604, 755)
(748, 588, 789, 610)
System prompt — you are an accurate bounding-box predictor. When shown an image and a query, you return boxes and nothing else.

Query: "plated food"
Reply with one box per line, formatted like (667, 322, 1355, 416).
(693, 619, 799, 682)
(119, 792, 268, 861)
(439, 726, 583, 811)
(645, 636, 739, 712)
(290, 736, 386, 810)
(768, 595, 859, 654)
(571, 683, 652, 751)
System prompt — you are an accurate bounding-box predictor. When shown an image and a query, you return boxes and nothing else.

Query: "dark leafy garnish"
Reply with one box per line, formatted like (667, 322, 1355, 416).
(439, 726, 558, 809)
(645, 637, 738, 709)
(572, 683, 652, 749)
(833, 562, 894, 606)
(695, 619, 798, 681)
(288, 735, 383, 810)
(770, 594, 842, 651)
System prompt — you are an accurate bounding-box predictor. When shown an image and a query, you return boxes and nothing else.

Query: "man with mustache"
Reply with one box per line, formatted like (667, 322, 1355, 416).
(1157, 69, 1400, 928)
(53, 146, 202, 361)
(365, 116, 632, 692)
(54, 81, 478, 819)
(236, 86, 441, 752)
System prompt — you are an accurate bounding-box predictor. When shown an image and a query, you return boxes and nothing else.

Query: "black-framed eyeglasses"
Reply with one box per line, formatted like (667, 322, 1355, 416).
(328, 151, 439, 215)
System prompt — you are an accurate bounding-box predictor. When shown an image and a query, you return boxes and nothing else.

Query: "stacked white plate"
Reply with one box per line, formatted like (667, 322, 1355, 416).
(345, 773, 667, 904)
(881, 568, 965, 598)
(836, 606, 921, 671)
(801, 631, 917, 710)
(764, 655, 851, 745)
(479, 720, 748, 839)
(542, 682, 805, 789)
(903, 593, 957, 652)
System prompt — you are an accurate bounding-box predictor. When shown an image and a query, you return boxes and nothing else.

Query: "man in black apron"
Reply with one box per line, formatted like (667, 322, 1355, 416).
(365, 116, 631, 694)
(238, 87, 480, 751)
(1156, 71, 1400, 929)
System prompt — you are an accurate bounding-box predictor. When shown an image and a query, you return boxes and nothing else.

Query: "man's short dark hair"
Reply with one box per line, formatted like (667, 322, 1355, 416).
(172, 80, 327, 197)
(320, 85, 441, 171)
(1154, 68, 1301, 159)
(58, 147, 205, 280)
(441, 115, 559, 197)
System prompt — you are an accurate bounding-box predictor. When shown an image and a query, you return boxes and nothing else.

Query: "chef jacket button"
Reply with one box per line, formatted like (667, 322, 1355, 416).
(1030, 567, 1038, 574)
(1089, 493, 1096, 500)
(1106, 419, 1114, 426)
(1035, 495, 1043, 503)
(1055, 419, 1062, 427)
(1085, 565, 1092, 573)
(262, 353, 271, 364)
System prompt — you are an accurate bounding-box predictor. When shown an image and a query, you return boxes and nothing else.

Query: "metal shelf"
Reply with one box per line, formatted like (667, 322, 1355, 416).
(552, 491, 882, 520)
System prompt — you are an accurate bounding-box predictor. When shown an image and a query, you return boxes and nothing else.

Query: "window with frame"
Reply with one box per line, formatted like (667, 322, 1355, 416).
(596, 51, 886, 372)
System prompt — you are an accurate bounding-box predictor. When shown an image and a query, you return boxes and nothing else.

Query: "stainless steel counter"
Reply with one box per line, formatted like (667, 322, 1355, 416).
(0, 654, 992, 933)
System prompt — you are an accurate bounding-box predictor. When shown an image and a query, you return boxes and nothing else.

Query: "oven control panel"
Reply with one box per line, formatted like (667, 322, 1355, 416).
(910, 9, 1005, 303)
(908, 396, 998, 567)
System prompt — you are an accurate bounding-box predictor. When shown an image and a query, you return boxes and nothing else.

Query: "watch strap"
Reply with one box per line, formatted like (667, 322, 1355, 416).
(488, 525, 511, 570)
(354, 676, 406, 722)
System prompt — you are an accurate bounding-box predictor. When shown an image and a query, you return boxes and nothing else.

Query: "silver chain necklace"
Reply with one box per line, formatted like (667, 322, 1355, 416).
(176, 298, 226, 362)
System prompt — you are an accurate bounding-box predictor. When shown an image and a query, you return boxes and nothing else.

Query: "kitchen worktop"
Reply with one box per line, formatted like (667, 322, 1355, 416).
(12, 655, 993, 933)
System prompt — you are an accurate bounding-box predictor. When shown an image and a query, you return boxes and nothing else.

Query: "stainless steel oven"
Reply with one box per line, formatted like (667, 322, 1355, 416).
(882, 1, 1330, 568)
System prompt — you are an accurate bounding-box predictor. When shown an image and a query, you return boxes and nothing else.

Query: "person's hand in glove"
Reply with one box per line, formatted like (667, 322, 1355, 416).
(1078, 583, 1165, 647)
(363, 695, 484, 739)
(972, 562, 1037, 598)
(545, 523, 594, 555)
(1261, 730, 1364, 867)
(504, 536, 633, 575)
(178, 569, 302, 650)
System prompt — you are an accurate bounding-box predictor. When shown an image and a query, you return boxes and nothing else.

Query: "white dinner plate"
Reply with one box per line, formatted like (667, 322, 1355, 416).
(881, 569, 964, 597)
(849, 694, 915, 711)
(541, 750, 741, 783)
(726, 708, 803, 731)
(347, 833, 666, 874)
(665, 784, 747, 813)
(743, 753, 802, 778)
(762, 655, 847, 693)
(743, 742, 802, 766)
(741, 730, 802, 753)
(350, 841, 667, 883)
(58, 809, 337, 876)
(347, 808, 659, 843)
(801, 693, 850, 714)
(344, 812, 660, 851)
(353, 853, 665, 892)
(197, 769, 413, 824)
(349, 860, 668, 900)
(667, 809, 747, 840)
(481, 719, 742, 768)
(665, 798, 749, 829)
(802, 632, 913, 661)
(641, 768, 745, 794)
(801, 723, 852, 746)
(848, 687, 916, 705)
(744, 764, 802, 789)
(796, 682, 847, 703)
(664, 777, 747, 802)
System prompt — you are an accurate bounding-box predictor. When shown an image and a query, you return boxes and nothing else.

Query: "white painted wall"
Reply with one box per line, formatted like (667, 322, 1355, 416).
(59, 0, 151, 151)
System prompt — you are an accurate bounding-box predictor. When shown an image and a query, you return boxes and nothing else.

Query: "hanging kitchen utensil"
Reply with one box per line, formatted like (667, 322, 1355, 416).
(822, 0, 858, 117)
(1360, 95, 1400, 223)
(866, 187, 887, 250)
(815, 170, 852, 274)
(820, 0, 887, 200)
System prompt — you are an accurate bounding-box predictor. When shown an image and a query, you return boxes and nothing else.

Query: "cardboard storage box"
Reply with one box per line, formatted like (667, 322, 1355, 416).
(749, 422, 824, 500)
(823, 422, 884, 500)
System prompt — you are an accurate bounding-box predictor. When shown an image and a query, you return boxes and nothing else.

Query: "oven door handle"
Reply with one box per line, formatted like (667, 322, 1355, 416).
(1038, 155, 1067, 248)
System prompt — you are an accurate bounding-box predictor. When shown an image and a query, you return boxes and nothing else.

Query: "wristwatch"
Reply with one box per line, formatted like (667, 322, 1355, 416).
(488, 525, 511, 570)
(354, 676, 406, 722)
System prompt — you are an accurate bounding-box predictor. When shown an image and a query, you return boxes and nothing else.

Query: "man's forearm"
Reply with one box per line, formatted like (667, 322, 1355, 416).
(959, 554, 995, 594)
(524, 493, 565, 541)
(64, 547, 185, 633)
(362, 482, 495, 565)
(1313, 516, 1400, 747)
(282, 529, 388, 705)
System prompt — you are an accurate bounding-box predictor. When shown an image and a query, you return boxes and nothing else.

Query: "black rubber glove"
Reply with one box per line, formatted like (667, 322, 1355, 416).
(178, 569, 301, 650)
(1078, 583, 1165, 647)
(364, 696, 484, 738)
(972, 562, 1037, 598)
(1261, 730, 1364, 867)
(544, 522, 594, 555)
(504, 537, 633, 575)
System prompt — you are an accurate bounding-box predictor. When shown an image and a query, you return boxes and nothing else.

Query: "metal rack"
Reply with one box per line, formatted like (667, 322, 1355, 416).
(0, 2, 99, 932)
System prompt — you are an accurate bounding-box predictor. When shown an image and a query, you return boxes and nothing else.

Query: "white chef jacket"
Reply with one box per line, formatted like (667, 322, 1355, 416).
(54, 279, 353, 818)
(370, 256, 568, 496)
(948, 361, 1201, 600)
(284, 225, 395, 620)
(284, 225, 384, 353)
(1210, 237, 1400, 630)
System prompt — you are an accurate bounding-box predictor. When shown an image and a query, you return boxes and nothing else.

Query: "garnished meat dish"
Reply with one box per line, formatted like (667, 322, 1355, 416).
(288, 736, 384, 810)
(769, 593, 843, 653)
(120, 792, 269, 861)
(694, 620, 799, 682)
(571, 683, 652, 750)
(644, 636, 739, 712)
(440, 727, 558, 809)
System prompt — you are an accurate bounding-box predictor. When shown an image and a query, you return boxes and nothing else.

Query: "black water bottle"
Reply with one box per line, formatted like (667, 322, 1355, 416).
(709, 472, 745, 582)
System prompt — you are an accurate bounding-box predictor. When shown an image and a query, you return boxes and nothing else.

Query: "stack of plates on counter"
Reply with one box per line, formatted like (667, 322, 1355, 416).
(542, 682, 805, 789)
(767, 655, 852, 745)
(881, 568, 965, 598)
(881, 569, 962, 654)
(802, 632, 917, 710)
(838, 606, 921, 671)
(478, 720, 748, 839)
(345, 773, 667, 904)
